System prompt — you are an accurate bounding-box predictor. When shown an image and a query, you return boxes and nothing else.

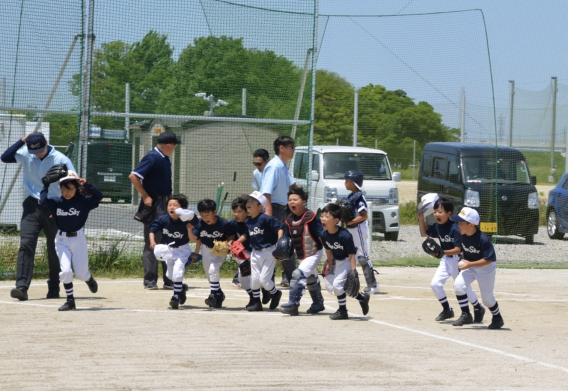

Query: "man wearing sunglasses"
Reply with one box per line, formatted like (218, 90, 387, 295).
(251, 149, 270, 191)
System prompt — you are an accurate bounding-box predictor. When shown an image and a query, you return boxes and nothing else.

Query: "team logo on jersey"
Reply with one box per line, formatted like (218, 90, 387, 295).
(200, 230, 223, 238)
(163, 229, 184, 239)
(56, 208, 80, 217)
(325, 241, 344, 250)
(249, 227, 264, 236)
(463, 245, 481, 254)
(440, 235, 453, 243)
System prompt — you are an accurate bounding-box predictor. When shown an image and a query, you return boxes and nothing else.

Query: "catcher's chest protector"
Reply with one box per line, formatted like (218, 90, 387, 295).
(285, 210, 317, 260)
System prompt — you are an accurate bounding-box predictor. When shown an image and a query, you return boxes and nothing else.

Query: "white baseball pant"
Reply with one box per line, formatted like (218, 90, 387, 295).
(453, 262, 497, 308)
(55, 229, 91, 284)
(201, 245, 226, 283)
(161, 243, 192, 283)
(347, 223, 370, 260)
(323, 258, 351, 297)
(431, 255, 479, 304)
(250, 245, 276, 291)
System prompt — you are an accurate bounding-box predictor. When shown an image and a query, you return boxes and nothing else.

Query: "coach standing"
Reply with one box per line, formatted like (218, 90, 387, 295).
(1, 132, 75, 300)
(260, 136, 297, 286)
(129, 131, 179, 290)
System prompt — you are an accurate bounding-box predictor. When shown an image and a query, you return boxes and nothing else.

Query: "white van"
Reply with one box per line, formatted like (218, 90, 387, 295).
(290, 146, 401, 241)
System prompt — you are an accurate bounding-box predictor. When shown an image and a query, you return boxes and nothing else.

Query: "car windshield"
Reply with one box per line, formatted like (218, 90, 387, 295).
(323, 152, 391, 180)
(462, 156, 531, 184)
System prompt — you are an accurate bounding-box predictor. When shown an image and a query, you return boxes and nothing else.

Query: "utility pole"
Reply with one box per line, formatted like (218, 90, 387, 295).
(551, 77, 558, 174)
(353, 91, 358, 147)
(460, 87, 466, 143)
(508, 80, 514, 147)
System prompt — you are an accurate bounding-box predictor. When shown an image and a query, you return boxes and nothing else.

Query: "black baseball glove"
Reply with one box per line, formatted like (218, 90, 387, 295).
(343, 269, 360, 297)
(422, 237, 443, 259)
(41, 164, 68, 185)
(337, 197, 354, 223)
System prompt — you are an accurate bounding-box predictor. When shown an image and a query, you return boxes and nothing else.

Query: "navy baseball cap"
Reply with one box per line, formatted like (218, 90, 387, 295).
(27, 133, 47, 154)
(157, 132, 179, 145)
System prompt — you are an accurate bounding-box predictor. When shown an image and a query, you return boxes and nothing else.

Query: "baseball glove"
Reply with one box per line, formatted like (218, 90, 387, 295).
(343, 269, 360, 297)
(188, 252, 202, 264)
(231, 241, 248, 261)
(42, 164, 68, 185)
(422, 237, 443, 259)
(238, 259, 251, 277)
(210, 240, 230, 257)
(337, 197, 354, 224)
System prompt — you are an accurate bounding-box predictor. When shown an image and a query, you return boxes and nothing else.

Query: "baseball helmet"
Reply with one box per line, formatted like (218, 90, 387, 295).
(344, 170, 364, 188)
(272, 236, 294, 261)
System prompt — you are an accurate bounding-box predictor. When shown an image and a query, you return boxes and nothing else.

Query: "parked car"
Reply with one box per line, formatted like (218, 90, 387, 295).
(290, 146, 401, 241)
(546, 172, 568, 239)
(418, 142, 539, 244)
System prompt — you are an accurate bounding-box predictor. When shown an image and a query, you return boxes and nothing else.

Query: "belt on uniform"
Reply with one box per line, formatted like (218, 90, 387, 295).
(152, 195, 168, 200)
(59, 230, 78, 237)
(272, 203, 287, 210)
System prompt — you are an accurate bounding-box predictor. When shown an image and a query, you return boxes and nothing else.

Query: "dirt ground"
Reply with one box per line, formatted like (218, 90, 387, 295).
(1, 267, 567, 390)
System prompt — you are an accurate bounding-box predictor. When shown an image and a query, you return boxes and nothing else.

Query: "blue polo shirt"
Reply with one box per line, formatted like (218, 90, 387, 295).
(252, 168, 262, 191)
(1, 140, 76, 199)
(131, 147, 172, 196)
(260, 155, 295, 206)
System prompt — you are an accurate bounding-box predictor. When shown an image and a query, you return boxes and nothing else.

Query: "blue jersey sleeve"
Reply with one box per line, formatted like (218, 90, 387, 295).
(480, 234, 497, 262)
(148, 216, 165, 234)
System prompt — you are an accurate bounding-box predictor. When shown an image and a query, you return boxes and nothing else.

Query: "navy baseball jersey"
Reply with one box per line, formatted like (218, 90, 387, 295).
(131, 147, 172, 196)
(426, 220, 462, 251)
(40, 182, 103, 232)
(192, 216, 234, 248)
(347, 191, 368, 217)
(149, 214, 192, 247)
(321, 226, 357, 260)
(229, 219, 252, 252)
(243, 213, 285, 250)
(460, 229, 496, 262)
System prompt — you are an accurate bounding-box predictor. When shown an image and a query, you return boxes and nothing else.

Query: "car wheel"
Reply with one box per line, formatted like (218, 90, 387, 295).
(547, 209, 565, 239)
(384, 232, 398, 241)
(524, 234, 534, 245)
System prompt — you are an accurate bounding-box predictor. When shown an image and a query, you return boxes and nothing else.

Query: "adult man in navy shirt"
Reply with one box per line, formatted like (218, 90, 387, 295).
(1, 132, 75, 300)
(129, 132, 179, 290)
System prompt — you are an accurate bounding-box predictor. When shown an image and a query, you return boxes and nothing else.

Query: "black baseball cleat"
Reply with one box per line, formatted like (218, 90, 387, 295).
(359, 293, 370, 316)
(329, 309, 348, 320)
(214, 290, 225, 308)
(245, 294, 254, 309)
(435, 308, 455, 321)
(11, 287, 28, 301)
(488, 316, 504, 330)
(306, 301, 325, 314)
(169, 296, 179, 309)
(246, 301, 263, 312)
(205, 293, 217, 308)
(58, 299, 76, 311)
(179, 284, 188, 305)
(86, 277, 98, 294)
(269, 290, 282, 310)
(261, 288, 271, 304)
(452, 312, 474, 326)
(473, 306, 486, 323)
(280, 303, 299, 316)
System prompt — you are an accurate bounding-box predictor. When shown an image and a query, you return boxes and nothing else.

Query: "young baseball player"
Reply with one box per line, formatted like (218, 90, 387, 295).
(418, 195, 485, 322)
(149, 194, 197, 309)
(279, 187, 325, 316)
(236, 191, 285, 311)
(343, 170, 379, 294)
(192, 199, 235, 308)
(450, 207, 504, 329)
(228, 196, 254, 309)
(39, 170, 103, 311)
(321, 203, 370, 320)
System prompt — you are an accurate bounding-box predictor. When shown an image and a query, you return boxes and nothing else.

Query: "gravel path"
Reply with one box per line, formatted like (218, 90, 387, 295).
(371, 225, 568, 266)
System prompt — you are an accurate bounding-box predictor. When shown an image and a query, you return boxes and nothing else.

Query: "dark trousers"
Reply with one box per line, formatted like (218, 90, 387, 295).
(141, 197, 173, 287)
(16, 196, 60, 290)
(272, 203, 296, 281)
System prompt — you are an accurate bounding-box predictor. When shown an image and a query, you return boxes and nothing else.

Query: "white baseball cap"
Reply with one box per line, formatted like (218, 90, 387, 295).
(418, 193, 439, 213)
(450, 207, 480, 225)
(59, 170, 79, 184)
(243, 191, 267, 208)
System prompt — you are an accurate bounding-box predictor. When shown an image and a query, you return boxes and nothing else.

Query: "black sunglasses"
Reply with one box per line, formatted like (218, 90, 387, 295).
(253, 162, 263, 167)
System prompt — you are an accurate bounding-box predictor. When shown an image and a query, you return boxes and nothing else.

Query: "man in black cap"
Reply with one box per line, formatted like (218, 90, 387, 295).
(1, 132, 76, 300)
(129, 131, 180, 290)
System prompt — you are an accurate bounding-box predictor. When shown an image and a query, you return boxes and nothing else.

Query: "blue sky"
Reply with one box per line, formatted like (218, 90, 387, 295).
(2, 0, 568, 143)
